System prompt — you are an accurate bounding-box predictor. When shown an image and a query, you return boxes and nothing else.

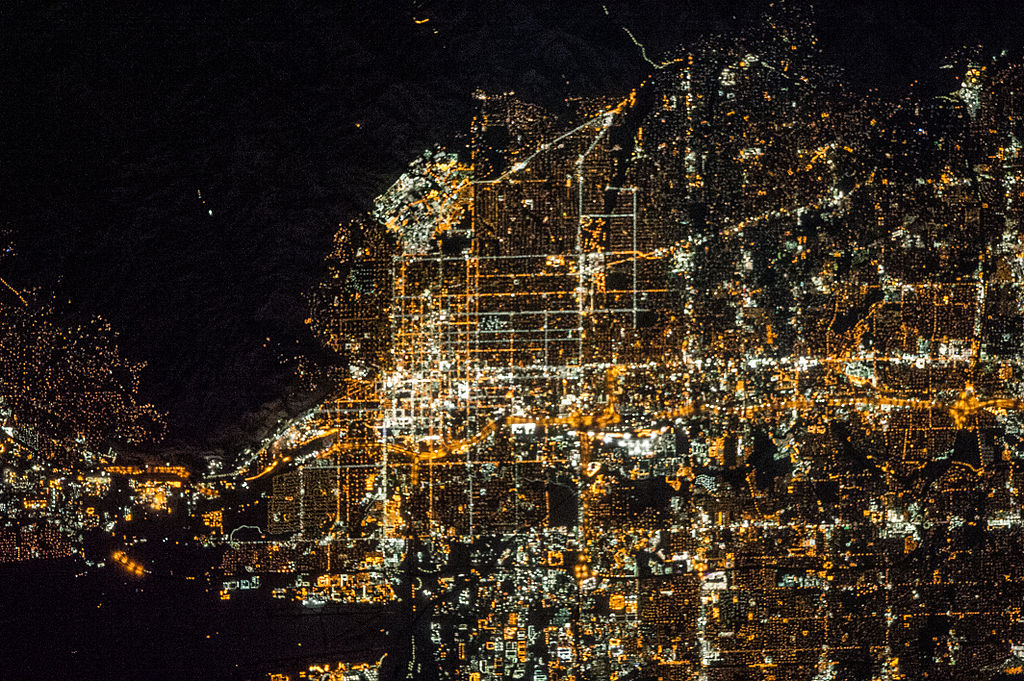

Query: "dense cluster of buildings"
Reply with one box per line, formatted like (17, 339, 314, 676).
(289, 18, 1024, 680)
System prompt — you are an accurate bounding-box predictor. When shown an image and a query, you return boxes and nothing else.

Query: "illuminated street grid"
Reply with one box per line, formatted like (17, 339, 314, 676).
(4, 16, 1024, 681)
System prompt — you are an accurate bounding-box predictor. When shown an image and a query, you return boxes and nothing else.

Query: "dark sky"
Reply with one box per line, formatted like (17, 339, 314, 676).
(3, 0, 1022, 459)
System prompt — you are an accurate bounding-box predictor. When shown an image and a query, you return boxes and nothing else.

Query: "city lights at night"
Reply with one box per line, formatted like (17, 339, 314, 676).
(5, 2, 1024, 680)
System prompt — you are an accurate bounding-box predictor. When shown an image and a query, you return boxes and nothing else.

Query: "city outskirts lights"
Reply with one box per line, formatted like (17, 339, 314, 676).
(111, 550, 145, 577)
